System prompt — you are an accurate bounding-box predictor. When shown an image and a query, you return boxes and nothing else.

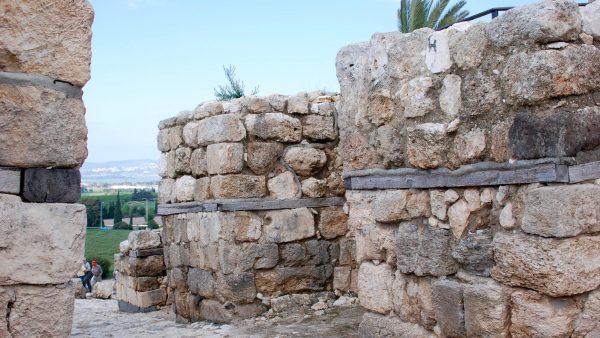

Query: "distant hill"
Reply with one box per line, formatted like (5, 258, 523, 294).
(81, 159, 159, 184)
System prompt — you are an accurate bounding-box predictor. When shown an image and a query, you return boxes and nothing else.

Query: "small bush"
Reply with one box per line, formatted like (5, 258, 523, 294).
(214, 65, 258, 101)
(113, 221, 132, 230)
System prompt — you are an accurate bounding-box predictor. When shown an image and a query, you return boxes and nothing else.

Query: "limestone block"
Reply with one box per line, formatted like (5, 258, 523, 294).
(425, 30, 451, 73)
(194, 177, 210, 201)
(439, 74, 462, 117)
(189, 148, 207, 177)
(92, 280, 113, 299)
(572, 288, 600, 338)
(0, 0, 93, 86)
(186, 213, 222, 245)
(399, 77, 434, 118)
(187, 268, 215, 298)
(246, 142, 283, 175)
(522, 184, 600, 237)
(463, 282, 509, 337)
(21, 168, 81, 203)
(188, 242, 219, 271)
(233, 211, 262, 242)
(453, 129, 486, 164)
(492, 232, 600, 297)
(447, 199, 470, 239)
(175, 175, 196, 202)
(245, 113, 302, 142)
(0, 167, 20, 195)
(358, 312, 436, 338)
(310, 102, 336, 116)
(407, 123, 449, 169)
(432, 279, 466, 338)
(255, 265, 332, 294)
(125, 287, 166, 309)
(302, 115, 336, 141)
(158, 153, 168, 178)
(210, 175, 266, 199)
(301, 177, 327, 198)
(128, 255, 166, 277)
(396, 220, 458, 276)
(267, 171, 300, 199)
(392, 273, 436, 330)
(452, 229, 494, 276)
(487, 0, 582, 47)
(339, 237, 356, 266)
(263, 208, 315, 243)
(287, 93, 310, 114)
(217, 242, 278, 274)
(168, 125, 184, 150)
(318, 207, 348, 239)
(305, 239, 332, 265)
(449, 23, 488, 70)
(206, 143, 244, 175)
(406, 190, 431, 219)
(581, 0, 600, 39)
(0, 284, 75, 338)
(280, 243, 308, 266)
(510, 289, 581, 338)
(266, 93, 288, 112)
(196, 114, 246, 146)
(358, 262, 394, 314)
(355, 222, 397, 264)
(193, 100, 223, 119)
(373, 190, 407, 223)
(128, 230, 162, 251)
(243, 96, 271, 114)
(499, 202, 515, 229)
(0, 194, 85, 285)
(0, 84, 87, 167)
(71, 278, 86, 299)
(183, 121, 199, 148)
(429, 190, 448, 220)
(158, 178, 175, 203)
(215, 272, 256, 304)
(174, 147, 192, 175)
(333, 266, 351, 291)
(503, 46, 600, 104)
(284, 147, 327, 176)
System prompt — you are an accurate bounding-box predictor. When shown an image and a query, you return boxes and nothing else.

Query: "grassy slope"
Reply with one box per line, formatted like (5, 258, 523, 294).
(84, 228, 131, 278)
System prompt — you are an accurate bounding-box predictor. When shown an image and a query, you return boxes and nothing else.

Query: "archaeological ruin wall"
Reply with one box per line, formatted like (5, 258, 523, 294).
(0, 0, 93, 336)
(156, 92, 356, 323)
(336, 0, 600, 337)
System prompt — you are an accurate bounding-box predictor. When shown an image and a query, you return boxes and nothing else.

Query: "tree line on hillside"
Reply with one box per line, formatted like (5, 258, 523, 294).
(81, 190, 159, 230)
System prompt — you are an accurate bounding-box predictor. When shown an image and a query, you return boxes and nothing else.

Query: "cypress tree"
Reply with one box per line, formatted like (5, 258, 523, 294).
(114, 191, 123, 223)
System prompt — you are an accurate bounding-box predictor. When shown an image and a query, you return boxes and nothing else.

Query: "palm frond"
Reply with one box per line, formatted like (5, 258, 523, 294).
(427, 0, 450, 28)
(397, 0, 469, 32)
(436, 0, 469, 29)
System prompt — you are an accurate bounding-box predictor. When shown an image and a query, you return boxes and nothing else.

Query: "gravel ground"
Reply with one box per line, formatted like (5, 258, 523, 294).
(71, 298, 364, 338)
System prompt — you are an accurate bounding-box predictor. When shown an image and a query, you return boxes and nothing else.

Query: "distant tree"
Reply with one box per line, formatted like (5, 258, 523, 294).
(129, 214, 133, 226)
(81, 198, 100, 227)
(397, 0, 469, 33)
(147, 218, 159, 230)
(113, 221, 132, 230)
(114, 192, 123, 223)
(214, 65, 259, 101)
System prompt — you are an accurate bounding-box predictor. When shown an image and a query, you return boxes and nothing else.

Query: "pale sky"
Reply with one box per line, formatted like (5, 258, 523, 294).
(84, 0, 536, 163)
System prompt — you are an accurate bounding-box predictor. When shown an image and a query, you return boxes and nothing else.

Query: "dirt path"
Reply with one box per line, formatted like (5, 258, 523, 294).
(71, 299, 364, 338)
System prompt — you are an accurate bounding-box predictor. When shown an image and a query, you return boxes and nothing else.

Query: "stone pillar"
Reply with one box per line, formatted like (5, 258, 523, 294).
(0, 1, 93, 336)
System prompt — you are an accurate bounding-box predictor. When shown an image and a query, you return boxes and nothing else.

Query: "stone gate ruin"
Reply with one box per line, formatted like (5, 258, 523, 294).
(2, 0, 600, 336)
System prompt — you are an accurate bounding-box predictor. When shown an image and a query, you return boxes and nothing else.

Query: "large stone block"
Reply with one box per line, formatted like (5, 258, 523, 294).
(215, 272, 256, 304)
(452, 229, 494, 276)
(391, 273, 436, 330)
(358, 262, 394, 314)
(522, 184, 600, 237)
(284, 147, 327, 176)
(206, 143, 244, 175)
(581, 0, 600, 39)
(503, 46, 600, 104)
(492, 232, 600, 297)
(396, 220, 458, 276)
(174, 147, 191, 175)
(487, 0, 581, 47)
(302, 115, 336, 141)
(406, 123, 449, 169)
(245, 113, 302, 142)
(210, 175, 266, 199)
(196, 114, 246, 146)
(267, 171, 300, 199)
(432, 279, 466, 338)
(318, 207, 348, 239)
(358, 312, 436, 338)
(510, 289, 581, 338)
(263, 208, 315, 243)
(0, 0, 94, 86)
(127, 255, 166, 277)
(0, 84, 87, 167)
(463, 282, 510, 338)
(0, 194, 85, 285)
(128, 230, 162, 251)
(190, 148, 207, 176)
(21, 168, 81, 203)
(246, 142, 283, 175)
(0, 284, 75, 338)
(255, 265, 332, 294)
(174, 175, 196, 202)
(187, 268, 215, 298)
(573, 288, 600, 338)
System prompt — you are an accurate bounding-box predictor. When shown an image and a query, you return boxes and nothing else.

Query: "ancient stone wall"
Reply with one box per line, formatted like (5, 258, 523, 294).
(115, 230, 168, 312)
(336, 0, 600, 336)
(156, 92, 355, 323)
(0, 0, 93, 336)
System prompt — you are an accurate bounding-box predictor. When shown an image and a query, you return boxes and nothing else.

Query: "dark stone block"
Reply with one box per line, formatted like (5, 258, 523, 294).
(117, 300, 157, 313)
(509, 107, 600, 159)
(432, 279, 466, 338)
(452, 229, 494, 276)
(22, 168, 80, 203)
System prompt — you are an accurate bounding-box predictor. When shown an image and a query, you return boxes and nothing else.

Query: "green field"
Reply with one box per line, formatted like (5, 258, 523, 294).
(85, 228, 131, 278)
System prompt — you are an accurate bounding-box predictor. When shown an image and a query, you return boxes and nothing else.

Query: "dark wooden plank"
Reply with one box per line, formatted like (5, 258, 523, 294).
(220, 197, 345, 211)
(157, 203, 218, 216)
(0, 167, 20, 194)
(348, 163, 568, 190)
(130, 248, 164, 258)
(21, 168, 81, 203)
(569, 161, 600, 183)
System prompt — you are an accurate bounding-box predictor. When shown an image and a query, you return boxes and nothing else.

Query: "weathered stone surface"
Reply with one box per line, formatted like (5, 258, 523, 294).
(503, 46, 600, 104)
(246, 142, 283, 175)
(0, 284, 75, 338)
(71, 278, 86, 299)
(243, 96, 271, 114)
(267, 171, 300, 199)
(450, 23, 488, 70)
(358, 312, 436, 338)
(499, 202, 515, 229)
(174, 147, 192, 174)
(0, 194, 85, 285)
(218, 242, 278, 274)
(0, 84, 87, 167)
(522, 184, 600, 237)
(333, 266, 351, 291)
(128, 230, 162, 251)
(158, 151, 174, 178)
(392, 273, 436, 330)
(175, 175, 196, 202)
(463, 282, 509, 338)
(255, 265, 332, 294)
(21, 168, 81, 203)
(439, 74, 461, 117)
(318, 207, 348, 239)
(453, 129, 486, 164)
(284, 147, 327, 176)
(339, 237, 356, 266)
(233, 211, 262, 242)
(92, 280, 113, 299)
(429, 190, 447, 220)
(183, 121, 199, 148)
(0, 167, 20, 195)
(492, 232, 600, 297)
(215, 272, 256, 304)
(510, 289, 581, 338)
(210, 175, 266, 199)
(400, 77, 434, 118)
(128, 255, 166, 277)
(301, 177, 327, 198)
(358, 262, 394, 314)
(0, 0, 93, 86)
(193, 176, 210, 201)
(487, 0, 582, 47)
(158, 178, 175, 203)
(452, 229, 494, 276)
(187, 268, 215, 298)
(581, 0, 600, 39)
(245, 113, 302, 142)
(374, 189, 431, 223)
(287, 93, 310, 114)
(432, 279, 466, 338)
(193, 100, 223, 119)
(407, 123, 449, 169)
(302, 115, 336, 141)
(190, 148, 207, 176)
(573, 288, 600, 338)
(447, 199, 470, 239)
(117, 285, 166, 309)
(425, 28, 453, 73)
(263, 208, 315, 243)
(206, 143, 244, 175)
(196, 114, 246, 146)
(266, 93, 288, 112)
(509, 107, 600, 159)
(396, 220, 458, 276)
